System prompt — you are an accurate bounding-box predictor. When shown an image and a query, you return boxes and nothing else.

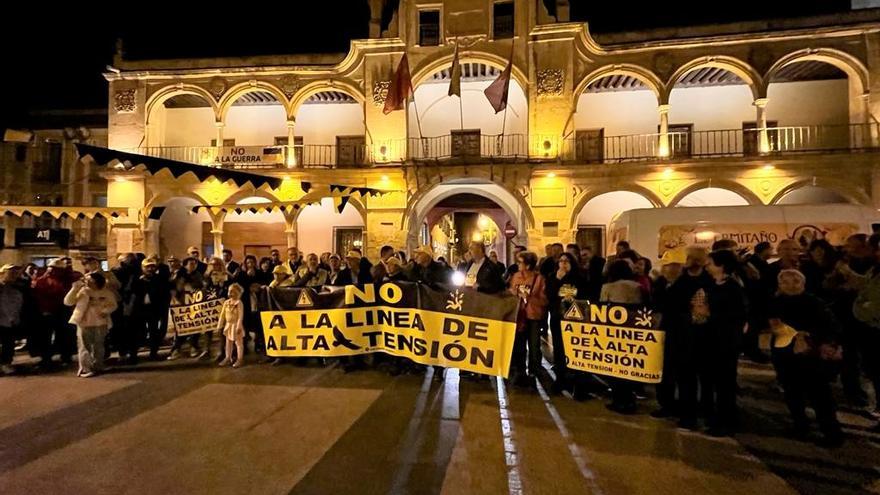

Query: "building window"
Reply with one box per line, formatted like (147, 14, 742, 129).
(419, 10, 440, 46)
(33, 141, 62, 182)
(493, 2, 515, 39)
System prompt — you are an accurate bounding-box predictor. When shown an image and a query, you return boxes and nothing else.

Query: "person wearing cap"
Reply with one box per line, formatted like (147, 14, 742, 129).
(64, 271, 117, 378)
(32, 258, 76, 367)
(131, 258, 172, 361)
(0, 264, 24, 375)
(325, 254, 352, 286)
(269, 265, 294, 289)
(409, 245, 448, 288)
(381, 255, 409, 283)
(166, 255, 182, 277)
(186, 246, 208, 274)
(293, 253, 329, 288)
(344, 251, 373, 285)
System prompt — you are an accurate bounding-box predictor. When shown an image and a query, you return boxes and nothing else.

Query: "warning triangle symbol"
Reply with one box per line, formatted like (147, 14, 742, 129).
(564, 302, 584, 321)
(296, 290, 314, 307)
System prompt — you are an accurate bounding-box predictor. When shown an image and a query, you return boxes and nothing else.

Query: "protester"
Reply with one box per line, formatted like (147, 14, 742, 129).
(326, 254, 352, 286)
(545, 252, 585, 394)
(0, 265, 24, 375)
(222, 249, 240, 277)
(270, 249, 283, 268)
(769, 269, 844, 447)
(464, 241, 505, 294)
(600, 260, 643, 414)
(294, 253, 329, 287)
(270, 265, 294, 289)
(509, 251, 548, 388)
(64, 272, 117, 377)
(286, 247, 303, 275)
(409, 246, 448, 288)
(132, 258, 172, 361)
(33, 258, 75, 367)
(217, 283, 245, 368)
(650, 249, 687, 418)
(186, 246, 208, 274)
(371, 245, 397, 281)
(381, 256, 408, 282)
(505, 245, 526, 283)
(703, 249, 749, 437)
(345, 250, 373, 284)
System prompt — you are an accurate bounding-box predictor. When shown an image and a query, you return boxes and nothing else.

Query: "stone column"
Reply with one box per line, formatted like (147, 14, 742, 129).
(283, 211, 298, 248)
(657, 104, 670, 158)
(286, 119, 296, 167)
(754, 98, 770, 153)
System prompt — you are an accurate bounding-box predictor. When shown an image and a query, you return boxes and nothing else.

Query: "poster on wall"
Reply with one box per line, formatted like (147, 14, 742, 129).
(658, 222, 860, 257)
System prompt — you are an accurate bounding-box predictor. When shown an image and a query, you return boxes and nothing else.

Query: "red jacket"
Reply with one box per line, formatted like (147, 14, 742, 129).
(509, 270, 548, 321)
(32, 271, 71, 315)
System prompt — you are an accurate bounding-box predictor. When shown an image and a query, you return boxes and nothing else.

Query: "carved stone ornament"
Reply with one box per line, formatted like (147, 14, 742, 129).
(280, 75, 299, 98)
(372, 80, 391, 107)
(537, 69, 564, 97)
(208, 77, 227, 101)
(114, 89, 137, 113)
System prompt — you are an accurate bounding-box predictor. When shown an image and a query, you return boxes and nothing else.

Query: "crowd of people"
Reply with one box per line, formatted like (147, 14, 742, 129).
(0, 233, 879, 448)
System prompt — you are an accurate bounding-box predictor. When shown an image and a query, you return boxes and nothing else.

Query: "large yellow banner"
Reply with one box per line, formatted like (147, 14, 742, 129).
(260, 283, 519, 377)
(561, 301, 664, 383)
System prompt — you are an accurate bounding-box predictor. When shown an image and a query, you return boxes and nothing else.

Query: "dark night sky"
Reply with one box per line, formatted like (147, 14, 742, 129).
(0, 0, 856, 130)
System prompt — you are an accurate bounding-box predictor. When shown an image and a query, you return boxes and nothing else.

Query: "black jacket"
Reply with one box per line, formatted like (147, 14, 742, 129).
(465, 257, 505, 294)
(132, 274, 172, 314)
(707, 277, 749, 349)
(768, 293, 840, 346)
(409, 260, 450, 289)
(328, 269, 354, 286)
(225, 261, 241, 277)
(545, 269, 587, 315)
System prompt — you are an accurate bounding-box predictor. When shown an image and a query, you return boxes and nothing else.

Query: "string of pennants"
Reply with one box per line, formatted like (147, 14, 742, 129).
(1, 206, 128, 220)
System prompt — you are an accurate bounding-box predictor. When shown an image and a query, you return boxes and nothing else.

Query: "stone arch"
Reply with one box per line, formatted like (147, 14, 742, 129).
(667, 179, 762, 207)
(218, 81, 291, 121)
(403, 179, 534, 250)
(765, 48, 869, 97)
(665, 56, 763, 101)
(410, 51, 529, 92)
(569, 185, 664, 231)
(223, 187, 282, 206)
(769, 177, 870, 206)
(573, 64, 665, 106)
(288, 79, 367, 120)
(145, 84, 219, 125)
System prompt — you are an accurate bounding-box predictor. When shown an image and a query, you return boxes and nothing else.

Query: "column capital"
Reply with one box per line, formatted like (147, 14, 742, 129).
(753, 97, 769, 108)
(210, 229, 224, 235)
(214, 121, 225, 128)
(860, 92, 872, 100)
(286, 119, 296, 128)
(657, 104, 671, 114)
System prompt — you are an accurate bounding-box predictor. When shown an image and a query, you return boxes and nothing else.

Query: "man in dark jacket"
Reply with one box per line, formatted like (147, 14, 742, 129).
(409, 246, 449, 288)
(131, 258, 172, 361)
(326, 254, 353, 286)
(222, 249, 240, 277)
(463, 241, 505, 294)
(345, 250, 373, 285)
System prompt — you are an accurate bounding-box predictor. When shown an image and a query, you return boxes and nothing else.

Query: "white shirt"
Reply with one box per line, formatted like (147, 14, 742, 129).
(465, 257, 484, 288)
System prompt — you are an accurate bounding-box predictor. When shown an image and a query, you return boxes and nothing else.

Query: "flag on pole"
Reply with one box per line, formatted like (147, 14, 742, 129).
(383, 53, 413, 115)
(448, 43, 462, 98)
(484, 51, 513, 113)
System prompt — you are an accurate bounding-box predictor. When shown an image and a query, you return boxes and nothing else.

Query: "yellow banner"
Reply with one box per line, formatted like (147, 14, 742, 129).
(261, 307, 516, 377)
(562, 302, 664, 383)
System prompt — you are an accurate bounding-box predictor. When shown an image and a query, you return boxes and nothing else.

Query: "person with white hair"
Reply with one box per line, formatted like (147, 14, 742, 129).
(769, 268, 844, 447)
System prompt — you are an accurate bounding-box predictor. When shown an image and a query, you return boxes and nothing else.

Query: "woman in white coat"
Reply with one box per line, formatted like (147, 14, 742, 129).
(64, 272, 118, 377)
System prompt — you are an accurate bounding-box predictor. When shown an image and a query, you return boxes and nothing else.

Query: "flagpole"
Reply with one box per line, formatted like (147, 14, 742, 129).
(457, 39, 464, 131)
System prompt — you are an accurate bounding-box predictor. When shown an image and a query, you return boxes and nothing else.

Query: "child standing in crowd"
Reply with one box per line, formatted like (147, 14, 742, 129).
(64, 272, 117, 377)
(217, 283, 245, 368)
